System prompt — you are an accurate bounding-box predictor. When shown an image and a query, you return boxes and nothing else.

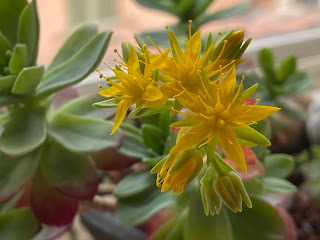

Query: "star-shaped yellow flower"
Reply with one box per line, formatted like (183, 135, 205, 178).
(157, 65, 279, 180)
(144, 22, 245, 108)
(99, 46, 169, 134)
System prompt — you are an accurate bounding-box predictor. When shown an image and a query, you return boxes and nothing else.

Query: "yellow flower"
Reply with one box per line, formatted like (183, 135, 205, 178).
(168, 65, 280, 173)
(154, 147, 203, 195)
(99, 45, 169, 134)
(144, 21, 245, 108)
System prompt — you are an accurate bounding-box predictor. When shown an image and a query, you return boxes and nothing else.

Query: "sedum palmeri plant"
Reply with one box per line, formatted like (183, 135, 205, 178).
(0, 0, 121, 239)
(93, 21, 297, 239)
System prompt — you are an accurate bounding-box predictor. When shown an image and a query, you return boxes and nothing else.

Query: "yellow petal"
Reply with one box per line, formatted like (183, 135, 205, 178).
(142, 84, 163, 101)
(175, 90, 210, 115)
(219, 64, 236, 106)
(128, 46, 141, 76)
(111, 98, 135, 135)
(184, 30, 201, 62)
(218, 126, 247, 173)
(230, 105, 280, 124)
(170, 122, 209, 153)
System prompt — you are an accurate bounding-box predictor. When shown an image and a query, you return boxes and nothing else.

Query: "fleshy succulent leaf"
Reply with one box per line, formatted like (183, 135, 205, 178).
(41, 141, 99, 200)
(0, 106, 46, 156)
(12, 65, 44, 95)
(9, 44, 27, 74)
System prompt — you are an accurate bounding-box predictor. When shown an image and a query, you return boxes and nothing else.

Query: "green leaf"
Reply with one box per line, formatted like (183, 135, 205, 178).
(0, 95, 24, 107)
(0, 106, 46, 156)
(231, 125, 270, 146)
(134, 0, 178, 16)
(258, 48, 275, 78)
(47, 24, 99, 72)
(121, 42, 130, 62)
(0, 150, 40, 203)
(92, 98, 121, 108)
(41, 141, 98, 200)
(197, 2, 250, 25)
(0, 208, 39, 240)
(227, 197, 287, 240)
(48, 113, 121, 153)
(0, 75, 16, 91)
(119, 131, 152, 159)
(18, 0, 39, 66)
(185, 183, 233, 240)
(117, 188, 176, 226)
(36, 31, 112, 97)
(8, 44, 27, 74)
(300, 161, 320, 180)
(244, 178, 264, 195)
(55, 94, 116, 119)
(283, 71, 312, 95)
(0, 0, 27, 44)
(114, 170, 155, 198)
(276, 56, 296, 83)
(11, 65, 44, 95)
(263, 177, 297, 194)
(264, 154, 294, 178)
(0, 32, 13, 72)
(142, 124, 164, 154)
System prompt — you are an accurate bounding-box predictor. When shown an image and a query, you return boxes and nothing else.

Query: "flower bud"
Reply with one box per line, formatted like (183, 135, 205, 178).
(200, 167, 221, 216)
(213, 171, 252, 213)
(157, 148, 203, 195)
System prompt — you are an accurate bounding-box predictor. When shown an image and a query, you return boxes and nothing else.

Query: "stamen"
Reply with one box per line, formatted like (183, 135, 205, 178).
(147, 36, 162, 54)
(170, 108, 199, 118)
(188, 20, 193, 39)
(114, 49, 126, 64)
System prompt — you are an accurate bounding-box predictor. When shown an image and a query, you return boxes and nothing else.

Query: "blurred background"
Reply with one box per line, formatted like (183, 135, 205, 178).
(37, 0, 320, 90)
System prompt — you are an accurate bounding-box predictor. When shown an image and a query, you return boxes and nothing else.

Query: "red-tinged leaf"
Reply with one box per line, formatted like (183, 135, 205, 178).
(225, 147, 264, 181)
(15, 182, 32, 208)
(91, 146, 140, 171)
(146, 209, 177, 238)
(41, 141, 99, 200)
(170, 126, 181, 132)
(31, 173, 79, 226)
(0, 149, 40, 204)
(276, 207, 297, 240)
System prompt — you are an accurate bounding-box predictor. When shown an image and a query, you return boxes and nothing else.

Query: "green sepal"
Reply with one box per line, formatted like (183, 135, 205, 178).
(8, 44, 27, 74)
(210, 30, 234, 60)
(231, 125, 270, 146)
(150, 155, 168, 174)
(234, 38, 252, 59)
(232, 83, 258, 108)
(129, 98, 175, 118)
(12, 65, 44, 95)
(92, 98, 121, 108)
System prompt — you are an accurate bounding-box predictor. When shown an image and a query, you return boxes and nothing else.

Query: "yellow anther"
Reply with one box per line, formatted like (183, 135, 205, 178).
(98, 84, 103, 88)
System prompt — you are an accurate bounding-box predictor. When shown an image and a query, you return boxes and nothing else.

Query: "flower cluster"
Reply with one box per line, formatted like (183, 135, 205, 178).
(95, 21, 279, 213)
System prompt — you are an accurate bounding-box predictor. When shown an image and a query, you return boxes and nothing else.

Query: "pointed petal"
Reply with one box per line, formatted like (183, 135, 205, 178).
(111, 98, 135, 135)
(175, 90, 210, 115)
(99, 86, 122, 97)
(218, 126, 247, 173)
(142, 84, 163, 101)
(128, 46, 141, 75)
(184, 31, 201, 62)
(170, 122, 209, 153)
(219, 65, 236, 105)
(230, 105, 280, 124)
(149, 48, 170, 68)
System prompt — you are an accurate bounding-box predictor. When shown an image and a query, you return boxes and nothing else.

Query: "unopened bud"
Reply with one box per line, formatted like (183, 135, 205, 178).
(213, 171, 252, 213)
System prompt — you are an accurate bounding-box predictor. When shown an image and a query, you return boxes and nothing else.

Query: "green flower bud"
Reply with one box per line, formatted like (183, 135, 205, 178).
(213, 171, 252, 213)
(200, 166, 221, 216)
